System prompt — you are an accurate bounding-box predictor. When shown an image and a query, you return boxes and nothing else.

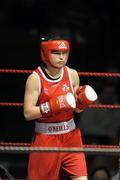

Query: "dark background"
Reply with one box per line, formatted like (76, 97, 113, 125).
(0, 0, 120, 179)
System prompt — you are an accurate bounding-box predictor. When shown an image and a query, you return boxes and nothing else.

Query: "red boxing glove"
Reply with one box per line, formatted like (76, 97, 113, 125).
(40, 92, 76, 115)
(76, 85, 98, 110)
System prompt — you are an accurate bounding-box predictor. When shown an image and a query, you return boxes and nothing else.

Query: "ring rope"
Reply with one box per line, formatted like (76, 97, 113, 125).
(78, 72, 120, 77)
(0, 69, 32, 74)
(0, 69, 120, 77)
(0, 143, 119, 154)
(0, 102, 120, 109)
(0, 145, 120, 154)
(0, 142, 119, 148)
(0, 102, 23, 107)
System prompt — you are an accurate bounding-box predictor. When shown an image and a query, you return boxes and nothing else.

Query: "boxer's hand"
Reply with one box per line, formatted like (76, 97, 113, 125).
(76, 85, 98, 110)
(40, 92, 76, 115)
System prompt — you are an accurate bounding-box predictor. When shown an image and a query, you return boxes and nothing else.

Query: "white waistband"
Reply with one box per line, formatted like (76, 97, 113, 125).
(35, 118, 76, 135)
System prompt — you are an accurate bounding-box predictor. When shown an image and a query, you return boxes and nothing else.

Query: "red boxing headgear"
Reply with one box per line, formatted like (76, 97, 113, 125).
(40, 40, 70, 66)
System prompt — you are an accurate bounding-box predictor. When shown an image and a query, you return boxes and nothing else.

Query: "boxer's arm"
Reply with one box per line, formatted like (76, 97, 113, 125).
(24, 73, 42, 121)
(70, 68, 80, 97)
(69, 68, 83, 112)
(70, 68, 98, 112)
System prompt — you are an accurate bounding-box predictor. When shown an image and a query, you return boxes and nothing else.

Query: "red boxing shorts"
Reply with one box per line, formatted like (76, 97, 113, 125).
(27, 128, 87, 180)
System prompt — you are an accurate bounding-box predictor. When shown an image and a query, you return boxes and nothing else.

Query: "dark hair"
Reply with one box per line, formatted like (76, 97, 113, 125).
(41, 32, 69, 42)
(90, 166, 111, 180)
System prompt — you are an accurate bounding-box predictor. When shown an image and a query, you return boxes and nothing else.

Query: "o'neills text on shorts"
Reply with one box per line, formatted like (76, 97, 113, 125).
(48, 124, 69, 132)
(35, 118, 75, 134)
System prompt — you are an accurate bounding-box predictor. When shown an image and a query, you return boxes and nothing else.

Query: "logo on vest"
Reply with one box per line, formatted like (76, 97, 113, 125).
(62, 83, 70, 92)
(57, 95, 66, 108)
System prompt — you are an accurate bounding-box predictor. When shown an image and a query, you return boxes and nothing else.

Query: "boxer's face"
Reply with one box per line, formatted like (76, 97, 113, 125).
(49, 50, 69, 68)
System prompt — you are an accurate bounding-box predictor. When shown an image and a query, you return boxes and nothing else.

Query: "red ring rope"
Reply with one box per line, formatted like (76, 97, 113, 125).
(0, 102, 120, 109)
(0, 68, 120, 77)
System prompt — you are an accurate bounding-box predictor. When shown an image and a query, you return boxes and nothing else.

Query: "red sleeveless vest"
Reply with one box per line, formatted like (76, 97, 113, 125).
(34, 66, 74, 123)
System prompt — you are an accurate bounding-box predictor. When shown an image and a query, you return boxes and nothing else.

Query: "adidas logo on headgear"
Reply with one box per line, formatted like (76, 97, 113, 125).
(58, 42, 67, 49)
